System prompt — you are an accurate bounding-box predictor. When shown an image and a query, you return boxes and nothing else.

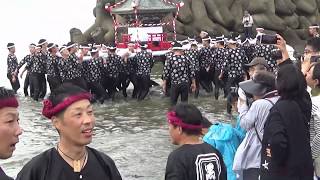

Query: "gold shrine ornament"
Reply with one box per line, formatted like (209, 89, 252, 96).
(73, 160, 82, 172)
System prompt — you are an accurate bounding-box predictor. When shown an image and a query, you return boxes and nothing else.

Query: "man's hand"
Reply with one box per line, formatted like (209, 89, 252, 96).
(275, 34, 290, 62)
(301, 54, 312, 75)
(191, 83, 196, 93)
(218, 73, 223, 80)
(12, 75, 16, 83)
(162, 80, 167, 94)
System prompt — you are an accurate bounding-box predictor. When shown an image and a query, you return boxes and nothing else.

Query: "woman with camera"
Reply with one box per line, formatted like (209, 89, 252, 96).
(305, 62, 320, 179)
(233, 71, 279, 180)
(260, 64, 314, 180)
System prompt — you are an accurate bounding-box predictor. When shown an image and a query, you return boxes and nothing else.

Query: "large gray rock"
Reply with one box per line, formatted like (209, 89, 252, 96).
(294, 0, 317, 15)
(280, 14, 299, 29)
(275, 0, 296, 15)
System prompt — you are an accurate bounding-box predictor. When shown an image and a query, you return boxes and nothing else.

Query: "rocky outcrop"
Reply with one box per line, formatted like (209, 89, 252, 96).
(70, 0, 320, 51)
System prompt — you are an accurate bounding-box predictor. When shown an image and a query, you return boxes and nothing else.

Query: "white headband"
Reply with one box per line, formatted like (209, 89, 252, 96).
(38, 40, 47, 46)
(59, 47, 67, 53)
(309, 26, 320, 29)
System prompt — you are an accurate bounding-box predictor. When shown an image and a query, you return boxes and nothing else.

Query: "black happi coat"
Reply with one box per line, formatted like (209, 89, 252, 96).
(57, 56, 82, 82)
(163, 55, 195, 85)
(135, 50, 153, 76)
(199, 46, 214, 70)
(17, 54, 33, 71)
(253, 44, 277, 72)
(240, 44, 256, 63)
(213, 47, 228, 72)
(46, 54, 60, 78)
(222, 48, 247, 78)
(26, 54, 46, 74)
(7, 54, 18, 75)
(104, 53, 122, 78)
(185, 49, 200, 72)
(82, 57, 104, 83)
(16, 147, 122, 180)
(165, 143, 227, 180)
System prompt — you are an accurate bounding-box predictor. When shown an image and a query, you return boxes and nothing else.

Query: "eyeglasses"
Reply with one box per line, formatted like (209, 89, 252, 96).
(304, 49, 315, 54)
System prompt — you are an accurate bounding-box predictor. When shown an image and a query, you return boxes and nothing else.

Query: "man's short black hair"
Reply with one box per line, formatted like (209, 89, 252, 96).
(170, 103, 203, 135)
(0, 87, 15, 100)
(306, 37, 320, 52)
(311, 63, 320, 88)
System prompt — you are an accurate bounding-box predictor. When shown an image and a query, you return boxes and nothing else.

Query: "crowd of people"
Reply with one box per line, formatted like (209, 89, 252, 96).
(5, 27, 288, 107)
(2, 21, 320, 179)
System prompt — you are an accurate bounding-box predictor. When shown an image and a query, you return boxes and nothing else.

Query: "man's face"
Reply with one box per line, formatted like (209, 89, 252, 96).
(168, 123, 180, 145)
(306, 66, 318, 87)
(309, 28, 317, 36)
(202, 40, 209, 47)
(0, 107, 22, 159)
(61, 49, 70, 57)
(35, 48, 41, 54)
(53, 100, 95, 147)
(29, 47, 36, 54)
(128, 44, 135, 51)
(81, 48, 89, 55)
(9, 47, 15, 54)
(52, 47, 59, 54)
(304, 45, 319, 58)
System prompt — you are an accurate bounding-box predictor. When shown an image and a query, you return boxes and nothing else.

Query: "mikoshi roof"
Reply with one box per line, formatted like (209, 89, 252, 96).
(111, 0, 178, 15)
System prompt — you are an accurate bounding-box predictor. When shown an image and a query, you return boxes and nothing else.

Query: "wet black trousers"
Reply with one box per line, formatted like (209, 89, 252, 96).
(29, 72, 46, 101)
(129, 74, 139, 99)
(117, 73, 139, 99)
(213, 70, 225, 100)
(225, 76, 242, 114)
(64, 77, 88, 91)
(103, 76, 119, 100)
(47, 75, 61, 92)
(117, 72, 130, 98)
(23, 72, 31, 96)
(194, 71, 200, 98)
(136, 75, 150, 100)
(87, 81, 107, 103)
(39, 74, 47, 99)
(7, 73, 20, 93)
(199, 69, 213, 93)
(170, 83, 189, 106)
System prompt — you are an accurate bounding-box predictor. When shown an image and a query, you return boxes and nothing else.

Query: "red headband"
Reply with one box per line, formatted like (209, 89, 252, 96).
(167, 111, 202, 130)
(42, 93, 91, 119)
(0, 97, 18, 109)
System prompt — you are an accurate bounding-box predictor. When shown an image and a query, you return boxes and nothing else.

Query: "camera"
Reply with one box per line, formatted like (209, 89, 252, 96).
(310, 55, 320, 63)
(271, 49, 283, 60)
(230, 87, 239, 95)
(259, 34, 278, 44)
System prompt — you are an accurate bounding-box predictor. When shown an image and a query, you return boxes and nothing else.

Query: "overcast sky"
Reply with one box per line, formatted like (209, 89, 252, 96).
(0, 0, 96, 87)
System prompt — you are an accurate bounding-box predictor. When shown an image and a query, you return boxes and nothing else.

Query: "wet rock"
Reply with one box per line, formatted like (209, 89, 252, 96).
(294, 0, 317, 15)
(280, 13, 299, 29)
(253, 13, 286, 32)
(298, 16, 311, 29)
(177, 0, 193, 24)
(275, 0, 296, 16)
